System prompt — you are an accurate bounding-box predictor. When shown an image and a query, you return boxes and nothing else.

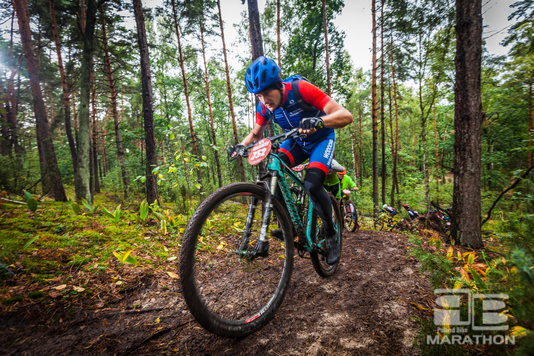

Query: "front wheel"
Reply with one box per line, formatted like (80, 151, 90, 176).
(310, 192, 343, 277)
(343, 199, 359, 232)
(179, 183, 294, 337)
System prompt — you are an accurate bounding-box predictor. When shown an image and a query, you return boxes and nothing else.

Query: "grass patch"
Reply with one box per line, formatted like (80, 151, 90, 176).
(1, 295, 24, 306)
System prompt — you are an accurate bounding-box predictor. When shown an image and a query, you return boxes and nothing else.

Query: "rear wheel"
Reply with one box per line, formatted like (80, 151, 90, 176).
(374, 213, 387, 231)
(310, 193, 342, 277)
(343, 199, 359, 232)
(179, 183, 294, 337)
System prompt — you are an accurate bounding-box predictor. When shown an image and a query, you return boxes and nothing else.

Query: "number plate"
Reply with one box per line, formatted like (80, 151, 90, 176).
(292, 164, 306, 172)
(248, 138, 272, 165)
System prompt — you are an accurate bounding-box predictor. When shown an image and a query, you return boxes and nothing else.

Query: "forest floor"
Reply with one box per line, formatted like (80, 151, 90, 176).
(0, 224, 434, 355)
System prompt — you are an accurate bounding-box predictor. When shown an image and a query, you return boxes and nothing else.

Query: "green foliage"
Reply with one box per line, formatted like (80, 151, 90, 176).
(101, 205, 122, 225)
(68, 198, 81, 215)
(408, 234, 456, 289)
(1, 295, 24, 306)
(23, 191, 38, 212)
(112, 249, 138, 266)
(23, 235, 39, 250)
(507, 248, 534, 356)
(27, 291, 45, 299)
(81, 198, 100, 214)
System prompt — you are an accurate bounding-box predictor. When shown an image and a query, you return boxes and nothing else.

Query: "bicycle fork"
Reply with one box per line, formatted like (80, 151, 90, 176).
(238, 173, 279, 259)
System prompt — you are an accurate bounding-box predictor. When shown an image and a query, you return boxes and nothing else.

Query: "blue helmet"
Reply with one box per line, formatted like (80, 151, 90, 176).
(245, 56, 281, 94)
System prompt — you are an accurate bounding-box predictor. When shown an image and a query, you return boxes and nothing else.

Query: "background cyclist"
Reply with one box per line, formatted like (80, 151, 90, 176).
(230, 56, 353, 265)
(337, 167, 358, 198)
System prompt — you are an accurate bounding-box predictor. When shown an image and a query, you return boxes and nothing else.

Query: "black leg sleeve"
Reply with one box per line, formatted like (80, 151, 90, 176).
(304, 168, 334, 235)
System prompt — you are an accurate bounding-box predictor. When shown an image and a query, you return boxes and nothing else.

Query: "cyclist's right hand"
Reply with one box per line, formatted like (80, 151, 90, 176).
(342, 189, 351, 196)
(229, 144, 245, 158)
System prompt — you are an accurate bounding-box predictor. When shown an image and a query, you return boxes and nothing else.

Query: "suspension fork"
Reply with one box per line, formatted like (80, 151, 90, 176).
(258, 171, 278, 242)
(238, 195, 259, 255)
(237, 172, 279, 255)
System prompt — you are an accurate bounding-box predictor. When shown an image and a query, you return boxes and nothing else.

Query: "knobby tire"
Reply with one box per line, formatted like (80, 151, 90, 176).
(179, 183, 294, 337)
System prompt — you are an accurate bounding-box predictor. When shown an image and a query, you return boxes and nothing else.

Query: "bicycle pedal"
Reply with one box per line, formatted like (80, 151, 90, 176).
(254, 240, 270, 258)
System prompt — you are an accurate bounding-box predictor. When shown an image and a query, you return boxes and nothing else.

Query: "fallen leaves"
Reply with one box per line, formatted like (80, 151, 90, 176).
(53, 284, 67, 291)
(166, 271, 179, 279)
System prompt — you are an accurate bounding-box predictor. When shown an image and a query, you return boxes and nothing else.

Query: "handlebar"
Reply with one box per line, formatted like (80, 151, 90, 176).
(229, 128, 306, 161)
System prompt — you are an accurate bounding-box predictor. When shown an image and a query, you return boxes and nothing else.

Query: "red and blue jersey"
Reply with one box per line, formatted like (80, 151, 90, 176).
(255, 80, 334, 144)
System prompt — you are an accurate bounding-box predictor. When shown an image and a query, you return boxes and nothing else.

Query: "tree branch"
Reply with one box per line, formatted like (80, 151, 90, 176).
(482, 165, 534, 226)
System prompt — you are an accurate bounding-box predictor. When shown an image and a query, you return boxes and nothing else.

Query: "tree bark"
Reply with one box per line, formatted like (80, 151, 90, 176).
(90, 73, 100, 193)
(452, 0, 483, 248)
(359, 103, 363, 186)
(7, 10, 21, 154)
(50, 0, 77, 181)
(76, 0, 97, 203)
(371, 0, 379, 215)
(392, 33, 400, 198)
(528, 82, 533, 169)
(200, 18, 223, 188)
(171, 0, 204, 194)
(247, 0, 263, 60)
(380, 0, 385, 206)
(217, 0, 246, 182)
(102, 15, 129, 197)
(133, 0, 159, 204)
(14, 0, 67, 201)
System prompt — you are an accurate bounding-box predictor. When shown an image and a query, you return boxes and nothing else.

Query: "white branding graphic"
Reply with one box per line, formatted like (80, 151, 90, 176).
(323, 140, 334, 159)
(428, 289, 513, 345)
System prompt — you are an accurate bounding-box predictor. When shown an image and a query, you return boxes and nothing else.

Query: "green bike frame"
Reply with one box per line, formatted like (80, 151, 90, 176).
(255, 153, 323, 253)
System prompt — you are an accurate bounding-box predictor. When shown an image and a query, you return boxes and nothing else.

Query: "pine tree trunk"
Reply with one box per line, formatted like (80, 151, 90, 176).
(50, 0, 77, 180)
(371, 0, 379, 215)
(7, 11, 21, 154)
(133, 0, 159, 204)
(434, 103, 439, 203)
(0, 79, 9, 154)
(452, 0, 483, 248)
(101, 104, 109, 176)
(322, 0, 332, 96)
(200, 19, 223, 188)
(76, 0, 97, 203)
(91, 77, 100, 193)
(380, 0, 385, 206)
(14, 0, 67, 201)
(359, 103, 363, 186)
(247, 0, 263, 60)
(528, 82, 533, 169)
(418, 32, 430, 211)
(102, 16, 129, 197)
(217, 0, 246, 182)
(276, 0, 281, 67)
(171, 0, 204, 194)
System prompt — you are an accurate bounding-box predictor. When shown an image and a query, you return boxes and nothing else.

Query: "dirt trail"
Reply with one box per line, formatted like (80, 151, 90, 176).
(1, 230, 432, 355)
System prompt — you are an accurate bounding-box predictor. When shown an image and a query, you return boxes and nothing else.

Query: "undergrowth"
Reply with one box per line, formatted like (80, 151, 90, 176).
(407, 225, 534, 356)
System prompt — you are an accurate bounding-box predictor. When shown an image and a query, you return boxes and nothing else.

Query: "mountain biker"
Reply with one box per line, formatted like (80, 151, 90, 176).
(337, 167, 358, 198)
(403, 204, 419, 220)
(323, 159, 344, 200)
(382, 204, 397, 215)
(230, 56, 353, 265)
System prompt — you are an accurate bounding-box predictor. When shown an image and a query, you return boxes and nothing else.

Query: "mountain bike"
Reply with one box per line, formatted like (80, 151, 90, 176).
(373, 209, 401, 231)
(339, 193, 359, 232)
(179, 128, 342, 338)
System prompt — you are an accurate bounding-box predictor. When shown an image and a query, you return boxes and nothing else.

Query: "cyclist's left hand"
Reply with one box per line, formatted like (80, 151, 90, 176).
(299, 117, 324, 135)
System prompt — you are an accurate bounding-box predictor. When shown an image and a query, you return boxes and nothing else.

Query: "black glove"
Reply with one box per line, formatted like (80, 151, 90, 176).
(228, 144, 245, 158)
(299, 117, 324, 131)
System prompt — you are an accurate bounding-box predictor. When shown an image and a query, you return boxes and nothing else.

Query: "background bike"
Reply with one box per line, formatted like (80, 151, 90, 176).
(373, 209, 402, 231)
(179, 128, 342, 338)
(339, 193, 359, 232)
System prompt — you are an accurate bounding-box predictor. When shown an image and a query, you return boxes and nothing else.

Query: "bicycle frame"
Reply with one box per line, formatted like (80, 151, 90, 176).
(238, 147, 321, 258)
